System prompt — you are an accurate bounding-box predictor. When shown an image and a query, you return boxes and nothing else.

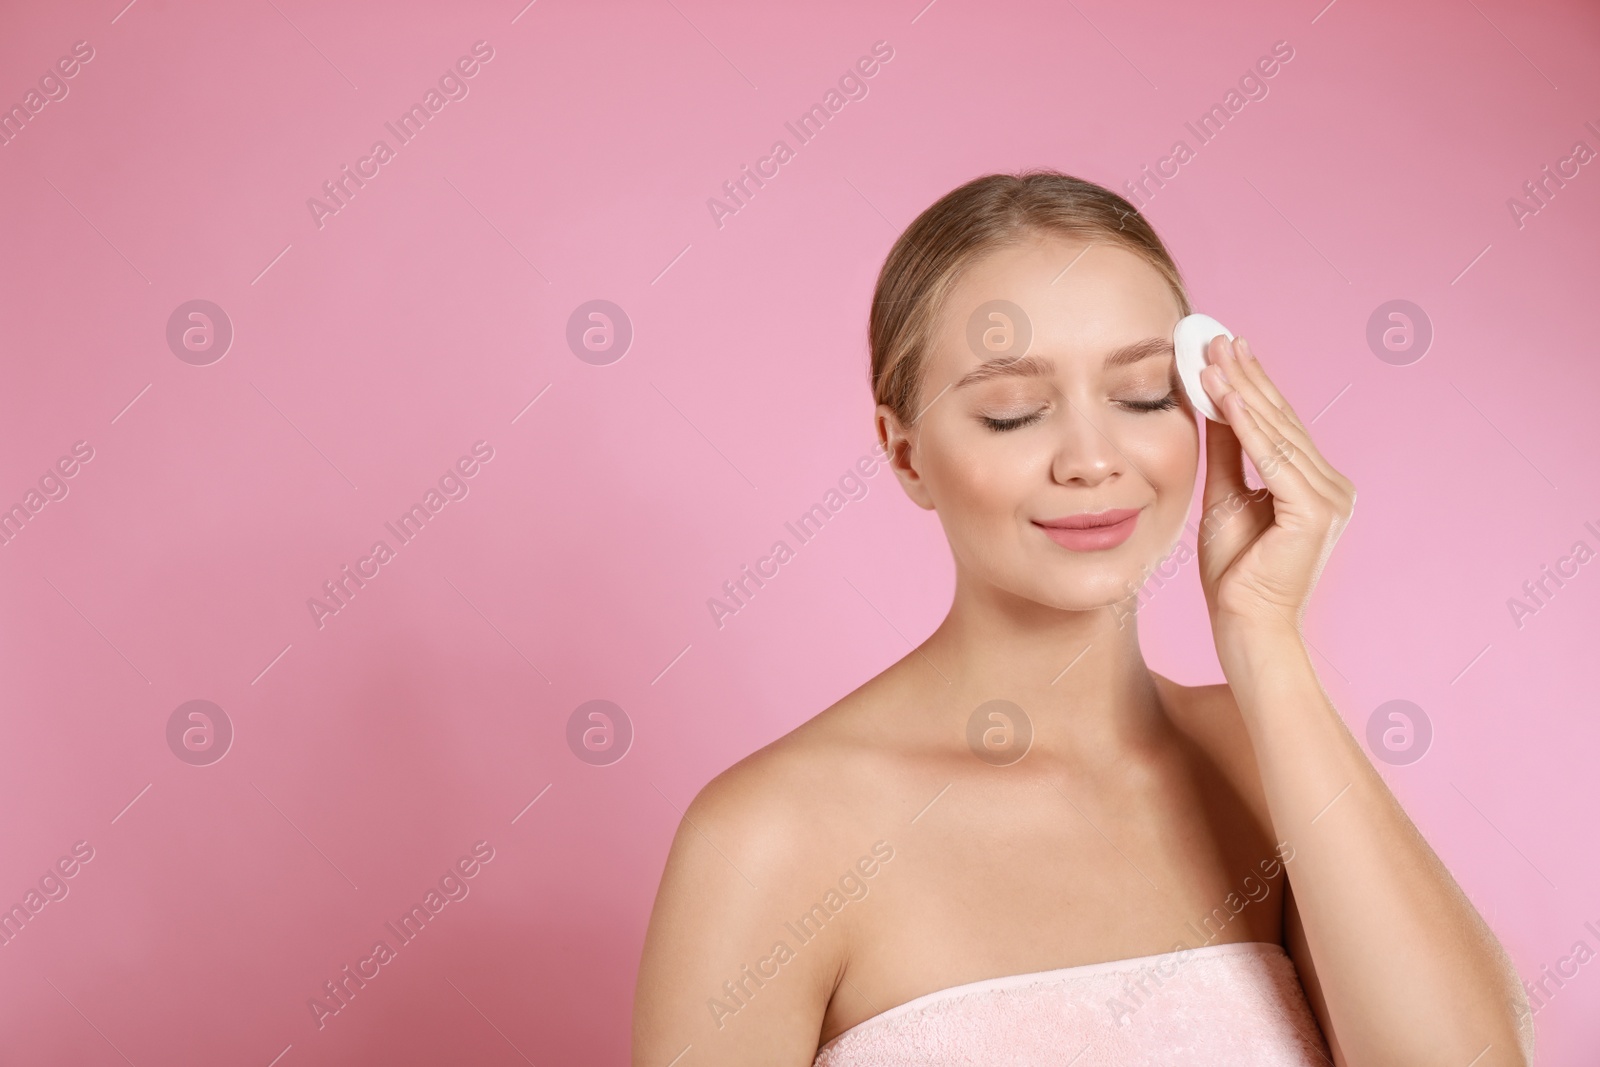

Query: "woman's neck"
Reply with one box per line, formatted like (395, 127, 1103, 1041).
(909, 572, 1171, 755)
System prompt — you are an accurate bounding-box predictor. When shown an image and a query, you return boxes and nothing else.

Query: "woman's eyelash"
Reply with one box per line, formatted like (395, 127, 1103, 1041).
(1118, 392, 1181, 413)
(980, 393, 1179, 431)
(982, 411, 1046, 432)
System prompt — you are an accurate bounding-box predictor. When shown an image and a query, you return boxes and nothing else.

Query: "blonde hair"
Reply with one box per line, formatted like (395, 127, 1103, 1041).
(868, 169, 1191, 424)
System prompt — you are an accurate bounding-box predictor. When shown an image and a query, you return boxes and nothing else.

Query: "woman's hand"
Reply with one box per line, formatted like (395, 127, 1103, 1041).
(1191, 337, 1531, 1067)
(1195, 334, 1355, 638)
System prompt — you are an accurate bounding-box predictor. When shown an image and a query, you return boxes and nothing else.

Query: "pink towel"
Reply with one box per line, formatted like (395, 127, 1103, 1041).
(813, 941, 1330, 1066)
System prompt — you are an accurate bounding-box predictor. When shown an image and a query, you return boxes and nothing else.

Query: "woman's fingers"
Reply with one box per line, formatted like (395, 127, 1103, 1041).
(1202, 361, 1319, 510)
(1207, 337, 1346, 495)
(1201, 386, 1252, 507)
(1226, 338, 1356, 520)
(1233, 338, 1307, 430)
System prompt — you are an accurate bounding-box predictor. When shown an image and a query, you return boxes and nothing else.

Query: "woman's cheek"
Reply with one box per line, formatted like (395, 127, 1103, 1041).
(1121, 419, 1196, 485)
(1163, 424, 1201, 488)
(930, 431, 991, 491)
(928, 437, 1020, 538)
(961, 439, 1036, 512)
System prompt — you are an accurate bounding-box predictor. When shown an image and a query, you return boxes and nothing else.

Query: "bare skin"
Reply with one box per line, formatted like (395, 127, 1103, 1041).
(633, 233, 1532, 1067)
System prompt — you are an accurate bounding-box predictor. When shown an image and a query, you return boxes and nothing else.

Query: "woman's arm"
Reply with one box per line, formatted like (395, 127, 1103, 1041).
(1195, 334, 1532, 1065)
(1222, 624, 1532, 1066)
(633, 771, 840, 1067)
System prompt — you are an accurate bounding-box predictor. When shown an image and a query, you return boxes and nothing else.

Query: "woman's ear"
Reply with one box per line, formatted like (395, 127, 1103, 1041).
(875, 403, 935, 511)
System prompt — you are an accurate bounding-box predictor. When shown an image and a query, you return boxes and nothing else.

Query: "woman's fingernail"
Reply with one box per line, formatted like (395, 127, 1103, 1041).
(1239, 337, 1255, 361)
(1208, 363, 1230, 387)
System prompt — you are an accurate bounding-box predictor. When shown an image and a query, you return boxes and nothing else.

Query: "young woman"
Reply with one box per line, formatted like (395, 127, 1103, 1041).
(632, 171, 1532, 1066)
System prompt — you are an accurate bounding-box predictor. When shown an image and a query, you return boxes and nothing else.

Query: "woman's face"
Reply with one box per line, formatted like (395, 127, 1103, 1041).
(879, 232, 1200, 612)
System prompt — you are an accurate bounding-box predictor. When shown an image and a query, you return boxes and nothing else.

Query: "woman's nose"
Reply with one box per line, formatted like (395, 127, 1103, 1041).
(1047, 397, 1125, 486)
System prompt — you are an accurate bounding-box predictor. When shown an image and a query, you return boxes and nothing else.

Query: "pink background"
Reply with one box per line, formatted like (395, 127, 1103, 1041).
(2, 0, 1597, 1062)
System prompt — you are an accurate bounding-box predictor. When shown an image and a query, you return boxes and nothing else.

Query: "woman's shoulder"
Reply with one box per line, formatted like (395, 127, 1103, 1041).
(1153, 669, 1236, 726)
(677, 670, 1265, 864)
(1154, 673, 1272, 814)
(1155, 671, 1245, 743)
(684, 676, 900, 842)
(635, 686, 900, 1057)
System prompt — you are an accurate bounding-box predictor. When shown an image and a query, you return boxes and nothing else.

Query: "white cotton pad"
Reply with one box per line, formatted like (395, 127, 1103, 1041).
(1173, 313, 1234, 422)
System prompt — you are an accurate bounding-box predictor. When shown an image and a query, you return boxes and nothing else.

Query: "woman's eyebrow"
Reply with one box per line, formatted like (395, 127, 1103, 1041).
(1105, 336, 1176, 369)
(953, 337, 1175, 389)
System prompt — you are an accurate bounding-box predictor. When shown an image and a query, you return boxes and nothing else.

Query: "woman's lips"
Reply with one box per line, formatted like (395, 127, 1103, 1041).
(1032, 507, 1141, 551)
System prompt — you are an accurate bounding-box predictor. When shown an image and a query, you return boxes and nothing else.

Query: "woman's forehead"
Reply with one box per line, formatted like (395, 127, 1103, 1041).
(950, 238, 1171, 312)
(932, 242, 1180, 374)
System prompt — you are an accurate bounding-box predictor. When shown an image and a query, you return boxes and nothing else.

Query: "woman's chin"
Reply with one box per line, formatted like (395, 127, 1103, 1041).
(1004, 576, 1149, 616)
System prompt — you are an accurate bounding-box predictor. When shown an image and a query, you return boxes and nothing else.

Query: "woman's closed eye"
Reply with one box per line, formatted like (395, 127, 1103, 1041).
(979, 392, 1181, 431)
(981, 409, 1047, 432)
(1118, 391, 1181, 413)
